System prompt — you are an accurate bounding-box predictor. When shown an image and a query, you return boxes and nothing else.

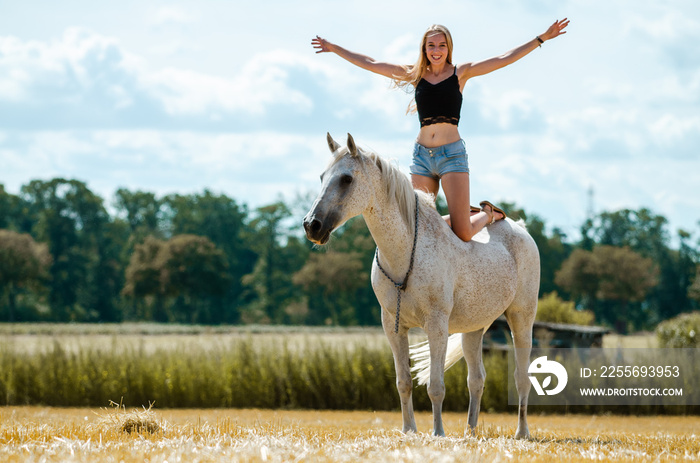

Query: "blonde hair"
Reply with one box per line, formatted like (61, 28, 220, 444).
(393, 24, 454, 113)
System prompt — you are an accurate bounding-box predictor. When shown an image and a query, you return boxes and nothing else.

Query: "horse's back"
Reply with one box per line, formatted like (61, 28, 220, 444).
(492, 219, 540, 322)
(441, 217, 539, 332)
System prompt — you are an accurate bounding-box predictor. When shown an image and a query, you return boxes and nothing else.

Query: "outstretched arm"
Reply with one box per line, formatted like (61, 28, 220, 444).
(459, 18, 569, 80)
(311, 36, 409, 80)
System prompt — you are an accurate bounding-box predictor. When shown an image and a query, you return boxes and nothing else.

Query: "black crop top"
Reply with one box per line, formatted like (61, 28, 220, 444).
(415, 68, 462, 127)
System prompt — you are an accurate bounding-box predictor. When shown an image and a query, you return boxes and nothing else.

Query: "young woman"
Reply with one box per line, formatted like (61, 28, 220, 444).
(312, 19, 569, 242)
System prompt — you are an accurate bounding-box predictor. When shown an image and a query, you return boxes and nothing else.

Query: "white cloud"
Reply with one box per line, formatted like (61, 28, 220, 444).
(0, 28, 141, 108)
(382, 33, 419, 65)
(626, 8, 700, 42)
(1, 0, 699, 241)
(0, 129, 335, 207)
(649, 114, 700, 146)
(0, 30, 316, 125)
(477, 87, 539, 131)
(144, 51, 314, 116)
(356, 81, 414, 133)
(152, 6, 195, 26)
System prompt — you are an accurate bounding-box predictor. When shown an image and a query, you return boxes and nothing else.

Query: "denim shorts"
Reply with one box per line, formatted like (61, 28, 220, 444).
(409, 139, 469, 179)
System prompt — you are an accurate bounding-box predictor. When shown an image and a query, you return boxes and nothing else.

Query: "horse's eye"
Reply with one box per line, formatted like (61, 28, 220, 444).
(340, 174, 353, 185)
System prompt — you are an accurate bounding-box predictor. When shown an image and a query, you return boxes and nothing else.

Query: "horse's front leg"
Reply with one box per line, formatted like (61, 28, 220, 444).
(425, 313, 449, 437)
(383, 313, 417, 433)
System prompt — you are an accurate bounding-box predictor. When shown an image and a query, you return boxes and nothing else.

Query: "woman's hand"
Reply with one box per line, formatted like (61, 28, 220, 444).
(540, 18, 570, 42)
(311, 36, 333, 53)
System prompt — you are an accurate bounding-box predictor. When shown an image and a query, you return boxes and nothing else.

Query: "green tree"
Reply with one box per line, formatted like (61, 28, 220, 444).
(678, 229, 699, 312)
(90, 219, 130, 322)
(293, 250, 368, 325)
(324, 216, 379, 325)
(525, 215, 571, 297)
(556, 245, 658, 332)
(496, 203, 572, 298)
(689, 266, 700, 303)
(0, 186, 15, 229)
(589, 208, 691, 322)
(0, 230, 52, 321)
(579, 218, 596, 252)
(594, 209, 667, 254)
(0, 185, 37, 234)
(114, 189, 163, 239)
(123, 236, 167, 321)
(158, 234, 230, 323)
(20, 179, 118, 321)
(122, 235, 230, 323)
(113, 189, 164, 320)
(162, 190, 255, 323)
(242, 202, 309, 323)
(554, 248, 599, 309)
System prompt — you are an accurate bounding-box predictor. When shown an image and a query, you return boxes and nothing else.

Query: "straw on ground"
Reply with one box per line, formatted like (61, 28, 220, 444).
(1, 407, 698, 462)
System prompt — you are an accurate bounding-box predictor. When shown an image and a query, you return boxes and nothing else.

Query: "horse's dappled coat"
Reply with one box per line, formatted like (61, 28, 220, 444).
(304, 133, 540, 439)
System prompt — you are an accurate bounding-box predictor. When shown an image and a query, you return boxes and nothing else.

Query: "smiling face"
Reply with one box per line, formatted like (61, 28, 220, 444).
(425, 33, 449, 67)
(419, 25, 453, 71)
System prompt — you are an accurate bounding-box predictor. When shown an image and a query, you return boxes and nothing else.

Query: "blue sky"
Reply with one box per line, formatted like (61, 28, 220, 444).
(1, 0, 699, 241)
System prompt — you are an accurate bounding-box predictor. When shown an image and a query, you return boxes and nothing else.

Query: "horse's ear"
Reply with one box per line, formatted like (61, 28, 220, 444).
(347, 133, 358, 157)
(327, 132, 341, 154)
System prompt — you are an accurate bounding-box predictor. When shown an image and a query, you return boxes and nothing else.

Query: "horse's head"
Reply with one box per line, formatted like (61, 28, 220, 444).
(303, 133, 377, 245)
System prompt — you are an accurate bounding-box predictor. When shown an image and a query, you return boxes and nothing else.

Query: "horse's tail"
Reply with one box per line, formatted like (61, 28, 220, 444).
(409, 333, 464, 386)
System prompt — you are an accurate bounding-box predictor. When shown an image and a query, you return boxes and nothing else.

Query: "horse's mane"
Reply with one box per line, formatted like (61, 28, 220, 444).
(331, 146, 433, 232)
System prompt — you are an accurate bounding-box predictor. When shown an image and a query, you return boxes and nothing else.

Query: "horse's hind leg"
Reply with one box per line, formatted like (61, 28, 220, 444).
(461, 330, 486, 435)
(425, 314, 449, 437)
(384, 325, 417, 433)
(505, 308, 535, 439)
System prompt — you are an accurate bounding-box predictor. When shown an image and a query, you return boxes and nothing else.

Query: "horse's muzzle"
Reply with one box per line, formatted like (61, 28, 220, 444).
(303, 214, 333, 245)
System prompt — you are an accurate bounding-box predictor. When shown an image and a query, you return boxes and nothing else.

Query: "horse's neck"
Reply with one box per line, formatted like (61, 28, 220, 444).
(363, 195, 416, 276)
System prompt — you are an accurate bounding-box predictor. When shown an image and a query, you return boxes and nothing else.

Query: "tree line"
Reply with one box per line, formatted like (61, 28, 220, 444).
(0, 178, 698, 332)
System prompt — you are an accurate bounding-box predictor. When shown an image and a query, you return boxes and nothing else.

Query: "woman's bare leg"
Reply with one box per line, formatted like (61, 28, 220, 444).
(412, 173, 500, 241)
(411, 174, 439, 197)
(441, 172, 495, 242)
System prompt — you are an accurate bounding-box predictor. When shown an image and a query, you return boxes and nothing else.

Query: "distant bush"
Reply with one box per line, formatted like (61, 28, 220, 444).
(656, 312, 700, 347)
(536, 292, 594, 326)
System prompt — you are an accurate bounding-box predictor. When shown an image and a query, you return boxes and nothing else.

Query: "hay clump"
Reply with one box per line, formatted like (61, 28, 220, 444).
(98, 400, 164, 435)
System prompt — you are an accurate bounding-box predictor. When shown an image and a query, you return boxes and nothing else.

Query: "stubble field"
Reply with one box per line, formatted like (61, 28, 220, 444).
(1, 407, 699, 462)
(1, 325, 697, 461)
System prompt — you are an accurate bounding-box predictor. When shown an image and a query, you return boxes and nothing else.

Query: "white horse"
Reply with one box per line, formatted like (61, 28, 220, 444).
(303, 133, 540, 438)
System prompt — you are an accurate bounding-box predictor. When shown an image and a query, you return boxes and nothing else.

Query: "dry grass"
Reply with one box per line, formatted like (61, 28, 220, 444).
(3, 326, 392, 355)
(2, 323, 655, 355)
(603, 333, 658, 348)
(99, 401, 162, 435)
(1, 407, 698, 462)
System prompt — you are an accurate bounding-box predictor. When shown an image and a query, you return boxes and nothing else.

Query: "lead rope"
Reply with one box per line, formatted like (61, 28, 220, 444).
(375, 191, 420, 333)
